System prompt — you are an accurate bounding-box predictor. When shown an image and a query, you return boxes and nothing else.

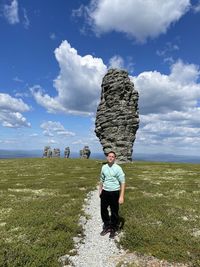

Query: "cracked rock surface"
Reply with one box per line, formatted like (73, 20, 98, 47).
(95, 69, 139, 163)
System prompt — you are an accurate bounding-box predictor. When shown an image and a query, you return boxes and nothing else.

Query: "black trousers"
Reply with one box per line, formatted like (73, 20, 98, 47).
(100, 189, 120, 230)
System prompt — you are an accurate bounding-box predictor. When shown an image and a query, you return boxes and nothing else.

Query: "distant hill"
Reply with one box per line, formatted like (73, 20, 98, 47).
(133, 153, 200, 164)
(0, 149, 42, 158)
(0, 150, 105, 160)
(0, 150, 199, 163)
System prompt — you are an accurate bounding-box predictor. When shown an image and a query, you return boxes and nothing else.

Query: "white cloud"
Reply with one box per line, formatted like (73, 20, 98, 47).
(50, 33, 56, 40)
(108, 55, 135, 74)
(23, 8, 30, 29)
(132, 60, 200, 154)
(48, 139, 58, 144)
(31, 85, 67, 114)
(169, 60, 200, 84)
(108, 55, 124, 69)
(30, 40, 200, 156)
(135, 114, 200, 154)
(40, 121, 75, 137)
(72, 139, 88, 145)
(0, 138, 17, 144)
(131, 60, 200, 114)
(0, 111, 30, 128)
(32, 40, 107, 115)
(42, 130, 54, 137)
(3, 0, 19, 25)
(72, 4, 87, 18)
(29, 133, 38, 137)
(2, 1, 30, 29)
(13, 76, 24, 83)
(85, 0, 190, 42)
(0, 93, 31, 128)
(0, 93, 30, 112)
(57, 130, 75, 136)
(192, 1, 200, 13)
(156, 42, 179, 59)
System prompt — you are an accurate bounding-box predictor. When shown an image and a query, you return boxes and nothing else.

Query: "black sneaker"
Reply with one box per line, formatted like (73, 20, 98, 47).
(109, 229, 115, 239)
(100, 227, 110, 236)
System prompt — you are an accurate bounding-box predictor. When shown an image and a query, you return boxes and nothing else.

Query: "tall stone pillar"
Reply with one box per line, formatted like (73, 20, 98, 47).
(95, 69, 139, 163)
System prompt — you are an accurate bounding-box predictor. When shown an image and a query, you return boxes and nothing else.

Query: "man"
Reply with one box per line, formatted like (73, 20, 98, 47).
(99, 151, 125, 238)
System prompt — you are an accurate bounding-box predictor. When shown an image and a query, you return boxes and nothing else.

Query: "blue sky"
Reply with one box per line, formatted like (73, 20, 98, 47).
(0, 0, 200, 157)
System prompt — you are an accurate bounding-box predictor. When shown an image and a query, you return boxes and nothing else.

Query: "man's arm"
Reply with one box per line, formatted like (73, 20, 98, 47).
(119, 182, 125, 204)
(99, 181, 103, 197)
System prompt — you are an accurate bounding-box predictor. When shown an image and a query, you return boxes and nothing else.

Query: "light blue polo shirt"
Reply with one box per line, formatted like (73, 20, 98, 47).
(100, 163, 125, 191)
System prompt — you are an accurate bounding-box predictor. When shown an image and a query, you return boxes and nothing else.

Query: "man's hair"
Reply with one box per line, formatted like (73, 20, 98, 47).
(107, 151, 116, 157)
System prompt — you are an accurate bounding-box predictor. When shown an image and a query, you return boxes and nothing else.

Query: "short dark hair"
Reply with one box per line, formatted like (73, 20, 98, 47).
(107, 151, 116, 157)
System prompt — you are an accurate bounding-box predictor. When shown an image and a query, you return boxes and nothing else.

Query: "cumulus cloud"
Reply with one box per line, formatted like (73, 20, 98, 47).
(32, 40, 107, 115)
(0, 93, 31, 128)
(3, 0, 19, 25)
(84, 0, 190, 42)
(131, 60, 200, 114)
(30, 39, 200, 155)
(169, 60, 200, 84)
(0, 93, 30, 112)
(131, 60, 200, 153)
(136, 109, 200, 153)
(0, 111, 30, 128)
(40, 121, 75, 137)
(30, 85, 67, 114)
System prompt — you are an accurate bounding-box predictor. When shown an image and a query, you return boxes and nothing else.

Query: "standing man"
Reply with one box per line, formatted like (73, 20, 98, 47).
(99, 151, 125, 238)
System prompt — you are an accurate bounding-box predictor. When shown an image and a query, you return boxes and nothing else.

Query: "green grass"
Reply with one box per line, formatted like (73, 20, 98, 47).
(0, 158, 99, 267)
(0, 159, 200, 266)
(120, 161, 200, 266)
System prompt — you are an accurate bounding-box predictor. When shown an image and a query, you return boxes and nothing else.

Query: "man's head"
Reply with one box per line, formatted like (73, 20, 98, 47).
(107, 151, 116, 165)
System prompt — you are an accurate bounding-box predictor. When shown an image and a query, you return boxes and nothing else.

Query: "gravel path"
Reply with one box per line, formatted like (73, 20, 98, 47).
(59, 189, 190, 267)
(60, 188, 125, 267)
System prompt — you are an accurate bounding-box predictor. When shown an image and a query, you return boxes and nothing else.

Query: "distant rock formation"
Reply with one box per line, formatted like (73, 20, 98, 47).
(42, 146, 60, 158)
(64, 147, 70, 158)
(53, 148, 60, 158)
(80, 146, 91, 159)
(43, 146, 52, 158)
(95, 68, 139, 163)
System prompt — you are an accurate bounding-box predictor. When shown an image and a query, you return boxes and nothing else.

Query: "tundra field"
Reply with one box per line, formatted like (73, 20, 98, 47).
(0, 158, 200, 267)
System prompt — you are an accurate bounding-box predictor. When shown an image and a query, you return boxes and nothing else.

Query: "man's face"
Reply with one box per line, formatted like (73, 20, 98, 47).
(107, 153, 116, 164)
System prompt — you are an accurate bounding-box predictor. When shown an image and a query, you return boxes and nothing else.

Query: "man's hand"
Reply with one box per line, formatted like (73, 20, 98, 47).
(99, 189, 102, 197)
(119, 183, 125, 204)
(99, 182, 103, 197)
(118, 196, 124, 204)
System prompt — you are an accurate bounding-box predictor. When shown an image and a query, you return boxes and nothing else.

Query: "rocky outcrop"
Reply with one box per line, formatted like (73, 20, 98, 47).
(43, 146, 52, 158)
(53, 148, 60, 158)
(80, 146, 91, 159)
(95, 69, 139, 163)
(43, 146, 70, 158)
(64, 147, 70, 158)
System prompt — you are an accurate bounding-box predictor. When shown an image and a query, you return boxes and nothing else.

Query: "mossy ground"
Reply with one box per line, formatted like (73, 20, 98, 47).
(0, 158, 99, 267)
(0, 158, 200, 266)
(121, 162, 200, 266)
